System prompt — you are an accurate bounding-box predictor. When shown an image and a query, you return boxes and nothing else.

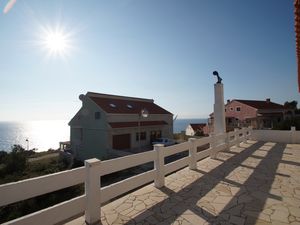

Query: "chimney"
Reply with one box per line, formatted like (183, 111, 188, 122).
(79, 94, 85, 101)
(227, 99, 230, 104)
(266, 98, 271, 103)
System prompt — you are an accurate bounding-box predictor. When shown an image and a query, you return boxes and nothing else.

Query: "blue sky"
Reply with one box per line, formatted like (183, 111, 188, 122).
(0, 0, 299, 121)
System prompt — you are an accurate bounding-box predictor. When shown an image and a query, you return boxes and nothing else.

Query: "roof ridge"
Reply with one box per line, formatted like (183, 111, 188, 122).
(234, 99, 267, 102)
(86, 92, 154, 103)
(234, 99, 282, 104)
(232, 99, 284, 109)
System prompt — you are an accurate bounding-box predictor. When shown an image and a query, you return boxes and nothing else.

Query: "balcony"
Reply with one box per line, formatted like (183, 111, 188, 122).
(1, 128, 300, 225)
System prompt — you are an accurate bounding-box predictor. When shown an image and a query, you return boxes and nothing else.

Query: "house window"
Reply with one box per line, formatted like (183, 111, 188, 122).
(109, 103, 117, 108)
(236, 107, 241, 112)
(230, 107, 234, 111)
(95, 112, 101, 120)
(136, 132, 146, 141)
(150, 130, 162, 142)
(126, 104, 133, 109)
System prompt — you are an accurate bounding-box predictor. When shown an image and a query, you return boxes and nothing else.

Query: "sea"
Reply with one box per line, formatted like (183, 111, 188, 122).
(0, 118, 207, 152)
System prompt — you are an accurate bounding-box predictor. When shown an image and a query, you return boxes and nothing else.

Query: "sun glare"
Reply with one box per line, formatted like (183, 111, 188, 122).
(45, 31, 67, 52)
(39, 25, 73, 59)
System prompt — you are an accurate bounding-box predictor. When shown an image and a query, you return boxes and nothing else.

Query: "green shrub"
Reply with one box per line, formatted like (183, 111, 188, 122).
(4, 145, 27, 174)
(272, 118, 300, 130)
(0, 151, 7, 164)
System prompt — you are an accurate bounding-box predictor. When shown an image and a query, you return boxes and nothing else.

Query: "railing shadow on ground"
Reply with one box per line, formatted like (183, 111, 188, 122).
(121, 141, 287, 225)
(216, 142, 287, 224)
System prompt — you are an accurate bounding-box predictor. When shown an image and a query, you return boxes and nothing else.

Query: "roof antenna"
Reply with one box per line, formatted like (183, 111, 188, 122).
(173, 114, 178, 122)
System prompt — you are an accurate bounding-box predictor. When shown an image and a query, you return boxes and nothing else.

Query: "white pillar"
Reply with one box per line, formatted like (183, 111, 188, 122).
(209, 133, 217, 158)
(234, 128, 240, 147)
(248, 126, 253, 140)
(242, 127, 247, 144)
(85, 158, 101, 225)
(291, 126, 296, 144)
(188, 138, 197, 170)
(225, 132, 230, 151)
(213, 83, 226, 135)
(154, 144, 165, 188)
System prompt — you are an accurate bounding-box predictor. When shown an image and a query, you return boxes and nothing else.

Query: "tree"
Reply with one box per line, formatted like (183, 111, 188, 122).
(284, 101, 298, 109)
(0, 151, 7, 164)
(4, 145, 27, 174)
(194, 130, 204, 136)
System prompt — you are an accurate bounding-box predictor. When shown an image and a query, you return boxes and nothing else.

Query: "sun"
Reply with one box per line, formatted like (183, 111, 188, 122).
(39, 25, 73, 59)
(44, 31, 68, 53)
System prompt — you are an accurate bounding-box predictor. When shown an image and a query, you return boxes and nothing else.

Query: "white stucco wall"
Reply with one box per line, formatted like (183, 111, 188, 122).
(185, 125, 194, 136)
(69, 96, 108, 160)
(251, 128, 300, 144)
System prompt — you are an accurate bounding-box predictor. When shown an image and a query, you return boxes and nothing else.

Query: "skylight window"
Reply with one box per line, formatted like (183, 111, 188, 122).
(126, 104, 133, 109)
(109, 103, 116, 108)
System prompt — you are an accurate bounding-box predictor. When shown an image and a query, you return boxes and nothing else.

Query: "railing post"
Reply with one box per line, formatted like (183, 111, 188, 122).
(210, 133, 217, 159)
(225, 132, 230, 151)
(154, 144, 165, 188)
(291, 126, 296, 144)
(248, 126, 253, 140)
(85, 158, 101, 225)
(242, 127, 247, 144)
(247, 127, 251, 142)
(234, 128, 240, 147)
(188, 138, 197, 170)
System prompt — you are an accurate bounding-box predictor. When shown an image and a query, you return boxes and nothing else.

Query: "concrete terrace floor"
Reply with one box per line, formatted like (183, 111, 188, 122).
(68, 141, 300, 225)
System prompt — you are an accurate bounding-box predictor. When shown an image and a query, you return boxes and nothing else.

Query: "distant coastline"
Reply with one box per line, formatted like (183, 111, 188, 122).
(0, 118, 207, 152)
(0, 120, 69, 152)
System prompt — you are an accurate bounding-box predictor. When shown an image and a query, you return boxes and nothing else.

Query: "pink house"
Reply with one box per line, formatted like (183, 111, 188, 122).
(209, 98, 289, 131)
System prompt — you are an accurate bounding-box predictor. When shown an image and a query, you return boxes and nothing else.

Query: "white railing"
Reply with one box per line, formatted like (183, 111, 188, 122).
(0, 127, 252, 225)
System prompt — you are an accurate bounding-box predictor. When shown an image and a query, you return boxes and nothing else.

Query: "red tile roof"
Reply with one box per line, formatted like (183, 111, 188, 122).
(295, 0, 300, 92)
(87, 92, 172, 115)
(234, 99, 285, 110)
(109, 121, 168, 128)
(190, 123, 206, 131)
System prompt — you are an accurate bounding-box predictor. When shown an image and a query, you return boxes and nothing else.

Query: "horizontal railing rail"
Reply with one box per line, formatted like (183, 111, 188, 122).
(0, 127, 252, 225)
(4, 196, 86, 225)
(163, 141, 190, 157)
(0, 166, 85, 207)
(196, 148, 211, 161)
(100, 150, 155, 176)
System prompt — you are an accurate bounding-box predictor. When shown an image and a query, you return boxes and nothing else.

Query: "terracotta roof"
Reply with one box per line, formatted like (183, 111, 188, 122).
(109, 121, 168, 128)
(190, 123, 206, 131)
(295, 0, 300, 92)
(234, 99, 285, 110)
(86, 92, 172, 115)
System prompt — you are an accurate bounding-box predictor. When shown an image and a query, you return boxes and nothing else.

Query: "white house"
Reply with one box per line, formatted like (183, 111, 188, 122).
(185, 123, 207, 136)
(69, 92, 173, 160)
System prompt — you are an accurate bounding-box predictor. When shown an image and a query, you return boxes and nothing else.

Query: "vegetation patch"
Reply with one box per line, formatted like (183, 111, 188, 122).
(0, 145, 83, 223)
